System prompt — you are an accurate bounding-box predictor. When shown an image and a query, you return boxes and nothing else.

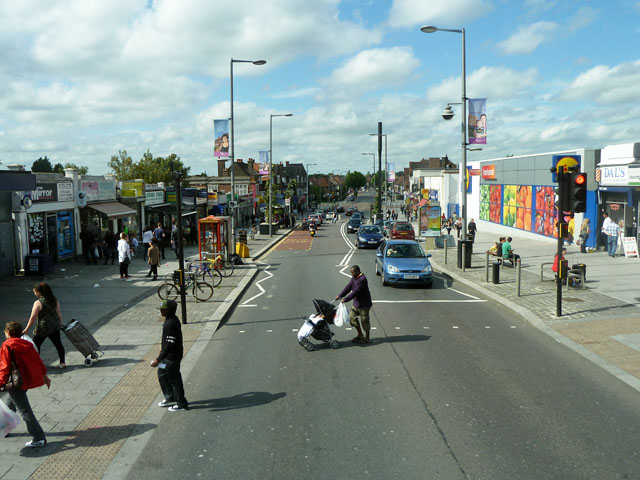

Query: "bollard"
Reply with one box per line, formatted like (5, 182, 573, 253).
(516, 258, 522, 296)
(462, 242, 466, 273)
(444, 237, 448, 264)
(485, 252, 489, 282)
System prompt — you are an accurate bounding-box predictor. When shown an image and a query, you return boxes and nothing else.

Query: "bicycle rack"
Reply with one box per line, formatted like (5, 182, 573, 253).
(162, 270, 209, 301)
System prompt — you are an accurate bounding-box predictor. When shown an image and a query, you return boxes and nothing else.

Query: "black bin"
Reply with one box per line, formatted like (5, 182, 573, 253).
(572, 263, 586, 281)
(457, 240, 473, 268)
(492, 262, 500, 284)
(25, 254, 52, 276)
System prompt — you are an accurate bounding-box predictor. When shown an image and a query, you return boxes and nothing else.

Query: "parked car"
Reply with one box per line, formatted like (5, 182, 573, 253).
(389, 221, 415, 240)
(346, 217, 362, 233)
(356, 225, 384, 249)
(375, 240, 433, 287)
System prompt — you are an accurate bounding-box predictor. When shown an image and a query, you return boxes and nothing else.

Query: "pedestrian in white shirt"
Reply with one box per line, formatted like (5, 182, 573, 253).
(117, 233, 132, 279)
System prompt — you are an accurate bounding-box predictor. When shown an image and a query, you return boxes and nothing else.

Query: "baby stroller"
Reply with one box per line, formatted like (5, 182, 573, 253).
(297, 299, 339, 351)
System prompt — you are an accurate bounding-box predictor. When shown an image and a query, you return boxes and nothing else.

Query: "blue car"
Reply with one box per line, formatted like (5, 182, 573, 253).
(375, 240, 433, 288)
(356, 225, 384, 249)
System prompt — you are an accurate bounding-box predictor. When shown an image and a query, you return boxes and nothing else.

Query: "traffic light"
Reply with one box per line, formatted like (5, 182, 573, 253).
(554, 172, 570, 213)
(569, 172, 587, 213)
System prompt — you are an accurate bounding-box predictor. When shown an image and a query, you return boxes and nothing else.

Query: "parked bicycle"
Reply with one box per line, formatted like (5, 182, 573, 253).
(204, 251, 234, 278)
(157, 270, 213, 302)
(186, 260, 223, 287)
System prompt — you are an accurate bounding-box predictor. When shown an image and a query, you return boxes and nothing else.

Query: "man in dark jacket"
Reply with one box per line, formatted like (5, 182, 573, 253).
(336, 265, 373, 344)
(151, 299, 188, 411)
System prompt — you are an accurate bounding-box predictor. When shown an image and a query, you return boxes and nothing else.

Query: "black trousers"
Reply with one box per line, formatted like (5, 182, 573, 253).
(34, 328, 66, 364)
(158, 359, 188, 408)
(119, 261, 129, 277)
(148, 264, 158, 278)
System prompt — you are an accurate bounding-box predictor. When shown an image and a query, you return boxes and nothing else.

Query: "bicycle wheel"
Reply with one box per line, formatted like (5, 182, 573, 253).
(157, 284, 179, 300)
(208, 268, 223, 287)
(195, 281, 213, 301)
(220, 259, 234, 277)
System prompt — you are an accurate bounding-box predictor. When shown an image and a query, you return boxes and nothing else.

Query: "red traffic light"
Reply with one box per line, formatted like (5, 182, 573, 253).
(574, 173, 586, 185)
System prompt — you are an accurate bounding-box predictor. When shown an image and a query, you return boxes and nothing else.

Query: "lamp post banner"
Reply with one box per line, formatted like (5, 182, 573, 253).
(213, 119, 230, 157)
(259, 150, 270, 175)
(387, 163, 395, 183)
(468, 98, 486, 145)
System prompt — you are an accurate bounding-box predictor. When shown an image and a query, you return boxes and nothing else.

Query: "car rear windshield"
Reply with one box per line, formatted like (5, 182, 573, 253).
(350, 219, 361, 224)
(395, 223, 413, 231)
(360, 226, 380, 234)
(386, 244, 424, 258)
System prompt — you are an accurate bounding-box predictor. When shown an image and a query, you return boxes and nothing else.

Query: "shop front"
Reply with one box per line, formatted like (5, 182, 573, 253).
(119, 180, 146, 237)
(79, 176, 136, 239)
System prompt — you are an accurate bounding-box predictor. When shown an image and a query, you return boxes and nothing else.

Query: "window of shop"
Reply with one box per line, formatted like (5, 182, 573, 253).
(28, 213, 46, 253)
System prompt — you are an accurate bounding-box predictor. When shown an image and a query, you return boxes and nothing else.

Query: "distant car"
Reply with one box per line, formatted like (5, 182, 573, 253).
(379, 219, 394, 237)
(326, 212, 335, 220)
(308, 214, 322, 226)
(351, 211, 363, 221)
(302, 217, 314, 229)
(345, 207, 354, 216)
(389, 221, 415, 240)
(375, 240, 433, 288)
(356, 225, 384, 249)
(346, 217, 362, 233)
(336, 206, 345, 213)
(316, 210, 326, 219)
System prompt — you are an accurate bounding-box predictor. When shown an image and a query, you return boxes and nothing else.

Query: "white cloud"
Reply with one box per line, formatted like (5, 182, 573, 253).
(321, 47, 420, 96)
(496, 21, 559, 54)
(557, 60, 640, 104)
(568, 7, 598, 31)
(387, 0, 493, 29)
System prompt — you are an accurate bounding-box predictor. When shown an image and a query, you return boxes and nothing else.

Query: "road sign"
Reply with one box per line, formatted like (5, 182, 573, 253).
(285, 198, 290, 206)
(229, 201, 237, 208)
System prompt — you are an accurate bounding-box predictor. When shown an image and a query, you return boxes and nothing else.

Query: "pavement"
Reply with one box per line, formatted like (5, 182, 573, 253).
(415, 223, 640, 394)
(0, 225, 293, 480)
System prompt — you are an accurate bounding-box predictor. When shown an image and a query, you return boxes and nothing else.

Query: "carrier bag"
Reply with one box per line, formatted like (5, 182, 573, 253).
(334, 303, 349, 327)
(0, 399, 21, 437)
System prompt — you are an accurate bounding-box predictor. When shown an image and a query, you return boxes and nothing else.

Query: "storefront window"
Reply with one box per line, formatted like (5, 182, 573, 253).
(57, 211, 75, 258)
(28, 213, 46, 253)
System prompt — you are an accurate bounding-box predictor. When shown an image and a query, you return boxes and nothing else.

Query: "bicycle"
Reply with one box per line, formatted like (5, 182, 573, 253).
(157, 270, 213, 302)
(186, 260, 223, 287)
(205, 251, 234, 278)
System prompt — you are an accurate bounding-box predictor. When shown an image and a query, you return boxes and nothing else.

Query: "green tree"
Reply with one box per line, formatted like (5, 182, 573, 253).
(108, 150, 190, 184)
(31, 156, 53, 172)
(344, 171, 366, 191)
(64, 163, 89, 175)
(108, 150, 135, 180)
(53, 163, 65, 174)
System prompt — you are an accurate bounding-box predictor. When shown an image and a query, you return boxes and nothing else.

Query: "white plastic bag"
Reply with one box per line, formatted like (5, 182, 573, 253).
(21, 334, 37, 350)
(334, 303, 349, 327)
(0, 399, 21, 437)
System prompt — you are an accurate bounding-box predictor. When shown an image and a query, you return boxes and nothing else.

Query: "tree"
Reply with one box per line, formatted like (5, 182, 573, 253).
(108, 150, 135, 180)
(64, 163, 89, 175)
(108, 150, 190, 184)
(31, 156, 53, 172)
(53, 163, 65, 174)
(344, 171, 366, 191)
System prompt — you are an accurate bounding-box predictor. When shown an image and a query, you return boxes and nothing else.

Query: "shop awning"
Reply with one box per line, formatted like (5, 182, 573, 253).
(88, 201, 136, 218)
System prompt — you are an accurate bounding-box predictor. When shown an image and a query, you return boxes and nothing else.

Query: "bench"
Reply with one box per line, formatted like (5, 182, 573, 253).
(540, 262, 585, 289)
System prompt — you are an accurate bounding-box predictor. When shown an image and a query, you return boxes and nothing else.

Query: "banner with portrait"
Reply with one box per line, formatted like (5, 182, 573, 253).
(214, 119, 230, 157)
(468, 98, 486, 145)
(259, 150, 270, 175)
(387, 163, 395, 183)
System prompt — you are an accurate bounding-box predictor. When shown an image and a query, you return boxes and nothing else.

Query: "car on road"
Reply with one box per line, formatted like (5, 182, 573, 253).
(356, 225, 384, 249)
(336, 206, 345, 213)
(351, 211, 363, 221)
(326, 211, 335, 221)
(375, 240, 433, 288)
(308, 214, 322, 226)
(346, 217, 362, 233)
(389, 221, 415, 240)
(376, 219, 393, 237)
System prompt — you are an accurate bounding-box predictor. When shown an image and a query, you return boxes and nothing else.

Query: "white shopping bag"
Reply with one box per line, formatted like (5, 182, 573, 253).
(0, 399, 21, 437)
(334, 303, 349, 327)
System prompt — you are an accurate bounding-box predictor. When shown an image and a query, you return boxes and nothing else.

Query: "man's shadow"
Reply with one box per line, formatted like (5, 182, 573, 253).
(188, 391, 286, 411)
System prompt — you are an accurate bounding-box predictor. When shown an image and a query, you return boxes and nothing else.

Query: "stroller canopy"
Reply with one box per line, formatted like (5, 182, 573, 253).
(312, 299, 336, 324)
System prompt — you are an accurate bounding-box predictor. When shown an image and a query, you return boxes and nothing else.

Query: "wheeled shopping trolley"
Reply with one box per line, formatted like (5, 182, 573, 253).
(62, 319, 104, 366)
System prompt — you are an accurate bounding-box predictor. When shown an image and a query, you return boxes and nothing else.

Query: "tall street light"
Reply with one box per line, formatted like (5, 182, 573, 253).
(306, 163, 317, 213)
(362, 153, 375, 189)
(369, 133, 387, 210)
(420, 25, 468, 236)
(230, 58, 266, 254)
(269, 113, 293, 237)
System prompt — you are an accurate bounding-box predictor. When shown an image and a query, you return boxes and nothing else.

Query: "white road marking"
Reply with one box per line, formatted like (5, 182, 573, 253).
(241, 262, 273, 305)
(266, 329, 273, 333)
(239, 330, 246, 333)
(453, 326, 459, 329)
(238, 304, 257, 308)
(372, 299, 486, 303)
(394, 327, 401, 330)
(448, 288, 481, 300)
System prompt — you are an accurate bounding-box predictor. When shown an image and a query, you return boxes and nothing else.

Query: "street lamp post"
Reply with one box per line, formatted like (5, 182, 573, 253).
(361, 153, 375, 189)
(369, 133, 388, 210)
(230, 58, 266, 254)
(306, 163, 317, 213)
(269, 113, 293, 237)
(421, 25, 468, 236)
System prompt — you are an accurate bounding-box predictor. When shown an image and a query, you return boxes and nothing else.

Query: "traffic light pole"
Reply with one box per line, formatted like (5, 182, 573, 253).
(555, 170, 567, 317)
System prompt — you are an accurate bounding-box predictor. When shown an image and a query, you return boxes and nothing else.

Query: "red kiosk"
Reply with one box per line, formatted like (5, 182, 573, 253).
(198, 215, 232, 260)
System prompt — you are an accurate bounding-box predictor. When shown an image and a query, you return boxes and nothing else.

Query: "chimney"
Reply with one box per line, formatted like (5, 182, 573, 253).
(236, 158, 243, 164)
(247, 158, 255, 171)
(64, 167, 79, 187)
(217, 159, 226, 176)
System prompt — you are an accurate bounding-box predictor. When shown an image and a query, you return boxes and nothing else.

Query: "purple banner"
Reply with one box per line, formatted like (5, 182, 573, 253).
(468, 98, 486, 145)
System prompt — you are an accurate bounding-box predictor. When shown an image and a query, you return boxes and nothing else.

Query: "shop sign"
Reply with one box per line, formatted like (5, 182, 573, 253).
(81, 179, 117, 202)
(57, 182, 74, 202)
(145, 190, 164, 206)
(421, 188, 429, 199)
(470, 169, 481, 176)
(601, 165, 628, 186)
(121, 181, 144, 198)
(622, 237, 639, 258)
(482, 165, 496, 179)
(31, 184, 57, 203)
(628, 166, 640, 186)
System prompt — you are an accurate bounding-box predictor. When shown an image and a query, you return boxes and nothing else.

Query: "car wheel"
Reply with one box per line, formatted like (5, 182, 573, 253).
(375, 262, 380, 275)
(381, 273, 388, 286)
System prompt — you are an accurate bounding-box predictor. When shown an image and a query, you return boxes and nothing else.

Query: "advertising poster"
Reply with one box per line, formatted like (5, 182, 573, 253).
(387, 163, 395, 183)
(479, 184, 502, 223)
(503, 185, 532, 231)
(57, 211, 75, 258)
(468, 98, 486, 145)
(259, 150, 270, 175)
(214, 119, 230, 158)
(419, 205, 441, 236)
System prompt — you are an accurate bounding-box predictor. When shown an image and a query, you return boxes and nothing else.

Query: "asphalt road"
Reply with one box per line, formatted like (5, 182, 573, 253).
(129, 193, 640, 480)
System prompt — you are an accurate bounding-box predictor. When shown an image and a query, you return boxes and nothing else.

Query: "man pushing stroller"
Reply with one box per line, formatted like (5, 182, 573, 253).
(336, 265, 372, 345)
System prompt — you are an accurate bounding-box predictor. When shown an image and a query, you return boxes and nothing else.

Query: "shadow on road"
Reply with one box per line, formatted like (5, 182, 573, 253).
(187, 391, 286, 411)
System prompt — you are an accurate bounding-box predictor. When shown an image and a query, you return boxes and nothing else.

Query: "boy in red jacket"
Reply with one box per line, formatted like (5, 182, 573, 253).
(0, 321, 51, 447)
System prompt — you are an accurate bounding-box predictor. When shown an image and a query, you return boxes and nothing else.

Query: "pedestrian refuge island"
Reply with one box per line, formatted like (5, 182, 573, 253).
(198, 215, 232, 261)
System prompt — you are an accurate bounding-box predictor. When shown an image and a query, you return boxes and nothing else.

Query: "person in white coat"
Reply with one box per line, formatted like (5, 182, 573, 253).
(117, 233, 132, 279)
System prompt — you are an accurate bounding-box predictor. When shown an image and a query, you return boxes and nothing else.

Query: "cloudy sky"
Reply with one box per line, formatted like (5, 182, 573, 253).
(1, 0, 639, 177)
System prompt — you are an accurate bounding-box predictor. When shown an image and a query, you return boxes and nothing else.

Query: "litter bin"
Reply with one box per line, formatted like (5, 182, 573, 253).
(25, 254, 53, 276)
(492, 262, 500, 284)
(457, 240, 473, 268)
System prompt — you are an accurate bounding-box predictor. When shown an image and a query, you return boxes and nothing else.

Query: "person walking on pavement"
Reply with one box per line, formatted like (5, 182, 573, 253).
(154, 222, 166, 260)
(142, 226, 153, 261)
(23, 282, 66, 369)
(1, 321, 52, 447)
(103, 230, 117, 265)
(151, 299, 189, 411)
(147, 239, 160, 280)
(579, 218, 590, 254)
(602, 214, 620, 257)
(336, 265, 373, 345)
(468, 218, 477, 242)
(455, 218, 462, 238)
(118, 233, 132, 279)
